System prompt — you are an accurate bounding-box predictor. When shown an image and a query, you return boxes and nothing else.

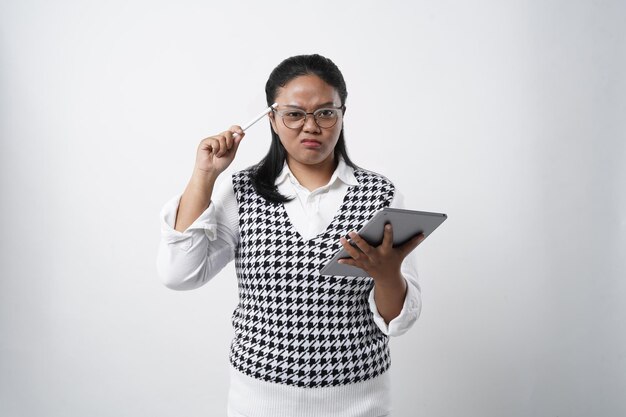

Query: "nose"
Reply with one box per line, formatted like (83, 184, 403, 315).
(302, 113, 321, 133)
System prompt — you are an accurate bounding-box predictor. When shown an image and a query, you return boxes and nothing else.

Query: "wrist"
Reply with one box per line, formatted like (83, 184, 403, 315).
(191, 167, 220, 185)
(373, 271, 405, 290)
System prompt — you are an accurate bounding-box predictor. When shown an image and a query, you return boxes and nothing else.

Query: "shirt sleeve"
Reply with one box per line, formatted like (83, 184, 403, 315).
(156, 176, 240, 290)
(368, 187, 423, 337)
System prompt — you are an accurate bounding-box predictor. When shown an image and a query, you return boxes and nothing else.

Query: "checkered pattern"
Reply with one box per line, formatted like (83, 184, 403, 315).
(229, 169, 395, 388)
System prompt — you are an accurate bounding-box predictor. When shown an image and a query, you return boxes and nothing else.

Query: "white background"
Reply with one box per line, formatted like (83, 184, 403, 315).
(1, 0, 625, 416)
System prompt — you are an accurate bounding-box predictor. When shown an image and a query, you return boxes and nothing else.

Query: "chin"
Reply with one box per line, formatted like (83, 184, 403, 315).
(305, 151, 335, 164)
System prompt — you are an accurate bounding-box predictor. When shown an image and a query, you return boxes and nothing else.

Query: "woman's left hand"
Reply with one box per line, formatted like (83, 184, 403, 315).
(338, 224, 425, 283)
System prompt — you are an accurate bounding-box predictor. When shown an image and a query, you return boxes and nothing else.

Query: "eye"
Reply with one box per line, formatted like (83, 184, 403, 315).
(316, 109, 336, 118)
(284, 111, 305, 119)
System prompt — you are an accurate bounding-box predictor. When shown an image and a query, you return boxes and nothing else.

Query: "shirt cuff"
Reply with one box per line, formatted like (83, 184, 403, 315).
(159, 194, 219, 249)
(368, 279, 422, 337)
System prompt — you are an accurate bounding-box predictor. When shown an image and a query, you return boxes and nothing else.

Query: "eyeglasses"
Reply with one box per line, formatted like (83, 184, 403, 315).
(272, 106, 344, 129)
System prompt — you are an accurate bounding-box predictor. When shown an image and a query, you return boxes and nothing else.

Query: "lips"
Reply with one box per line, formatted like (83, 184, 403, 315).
(301, 139, 322, 148)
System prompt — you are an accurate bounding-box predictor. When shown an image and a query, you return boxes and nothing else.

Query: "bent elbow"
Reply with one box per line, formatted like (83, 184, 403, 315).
(160, 274, 195, 291)
(156, 246, 209, 291)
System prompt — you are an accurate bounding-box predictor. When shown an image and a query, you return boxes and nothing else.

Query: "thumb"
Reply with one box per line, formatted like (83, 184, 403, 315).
(231, 131, 244, 153)
(225, 124, 244, 157)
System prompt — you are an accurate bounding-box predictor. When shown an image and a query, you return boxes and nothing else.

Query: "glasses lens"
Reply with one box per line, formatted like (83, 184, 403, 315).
(282, 110, 306, 129)
(314, 108, 339, 128)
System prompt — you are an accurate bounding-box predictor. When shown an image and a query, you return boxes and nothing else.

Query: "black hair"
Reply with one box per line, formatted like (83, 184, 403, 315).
(250, 54, 358, 203)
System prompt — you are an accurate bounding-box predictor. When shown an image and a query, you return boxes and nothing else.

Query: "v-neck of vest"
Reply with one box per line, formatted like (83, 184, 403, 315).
(277, 180, 357, 244)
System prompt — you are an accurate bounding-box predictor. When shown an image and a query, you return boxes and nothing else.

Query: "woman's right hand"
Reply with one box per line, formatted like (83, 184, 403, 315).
(194, 125, 245, 178)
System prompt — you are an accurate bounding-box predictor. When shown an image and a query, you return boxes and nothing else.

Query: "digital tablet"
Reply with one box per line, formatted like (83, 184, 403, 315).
(319, 208, 447, 277)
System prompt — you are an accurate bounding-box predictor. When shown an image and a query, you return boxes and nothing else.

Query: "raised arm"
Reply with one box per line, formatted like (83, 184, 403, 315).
(175, 125, 244, 232)
(156, 126, 244, 290)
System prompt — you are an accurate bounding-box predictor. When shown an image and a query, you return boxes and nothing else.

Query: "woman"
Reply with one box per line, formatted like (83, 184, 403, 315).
(157, 54, 424, 417)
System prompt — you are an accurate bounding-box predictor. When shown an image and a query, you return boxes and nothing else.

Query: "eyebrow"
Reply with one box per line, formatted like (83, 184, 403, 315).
(279, 102, 338, 109)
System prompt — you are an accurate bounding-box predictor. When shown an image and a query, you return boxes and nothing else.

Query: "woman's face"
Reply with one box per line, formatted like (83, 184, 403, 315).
(269, 74, 343, 168)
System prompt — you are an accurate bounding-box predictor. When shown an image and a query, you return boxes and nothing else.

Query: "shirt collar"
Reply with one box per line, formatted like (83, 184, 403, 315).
(275, 157, 360, 187)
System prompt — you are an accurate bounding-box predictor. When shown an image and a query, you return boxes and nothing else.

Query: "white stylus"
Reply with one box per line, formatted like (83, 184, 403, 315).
(233, 103, 278, 137)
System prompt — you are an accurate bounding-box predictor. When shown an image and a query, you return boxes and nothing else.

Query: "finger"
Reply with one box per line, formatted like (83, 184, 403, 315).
(399, 233, 425, 257)
(340, 236, 365, 261)
(348, 231, 374, 257)
(225, 126, 239, 150)
(382, 223, 393, 250)
(229, 129, 243, 151)
(229, 125, 245, 142)
(216, 136, 228, 157)
(337, 257, 359, 266)
(224, 132, 234, 151)
(202, 137, 219, 155)
(232, 132, 244, 148)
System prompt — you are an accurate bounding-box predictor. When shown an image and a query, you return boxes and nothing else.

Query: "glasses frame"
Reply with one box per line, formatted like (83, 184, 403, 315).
(272, 105, 345, 130)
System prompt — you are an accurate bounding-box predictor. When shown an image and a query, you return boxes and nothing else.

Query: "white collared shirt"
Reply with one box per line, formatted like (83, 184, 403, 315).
(274, 158, 360, 241)
(157, 159, 422, 416)
(157, 158, 422, 336)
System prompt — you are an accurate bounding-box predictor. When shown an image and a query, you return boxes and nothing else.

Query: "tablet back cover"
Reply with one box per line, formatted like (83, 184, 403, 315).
(319, 208, 447, 277)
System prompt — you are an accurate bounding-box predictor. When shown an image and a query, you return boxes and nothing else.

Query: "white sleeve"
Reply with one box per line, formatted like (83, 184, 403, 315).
(368, 187, 422, 337)
(156, 176, 240, 291)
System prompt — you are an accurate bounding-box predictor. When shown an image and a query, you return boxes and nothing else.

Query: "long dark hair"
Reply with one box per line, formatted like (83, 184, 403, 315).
(250, 54, 358, 203)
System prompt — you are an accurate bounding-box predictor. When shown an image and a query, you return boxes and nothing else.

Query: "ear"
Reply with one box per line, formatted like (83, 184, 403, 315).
(268, 111, 278, 134)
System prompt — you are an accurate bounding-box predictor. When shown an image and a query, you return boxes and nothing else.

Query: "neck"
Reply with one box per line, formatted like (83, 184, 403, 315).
(287, 154, 337, 191)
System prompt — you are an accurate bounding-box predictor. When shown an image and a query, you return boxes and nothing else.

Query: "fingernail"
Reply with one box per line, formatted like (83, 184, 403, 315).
(385, 224, 392, 230)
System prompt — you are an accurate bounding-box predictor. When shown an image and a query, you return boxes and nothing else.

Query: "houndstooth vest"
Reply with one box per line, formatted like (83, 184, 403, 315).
(229, 168, 395, 388)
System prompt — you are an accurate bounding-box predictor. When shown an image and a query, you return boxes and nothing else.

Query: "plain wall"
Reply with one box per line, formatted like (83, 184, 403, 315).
(1, 0, 624, 416)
